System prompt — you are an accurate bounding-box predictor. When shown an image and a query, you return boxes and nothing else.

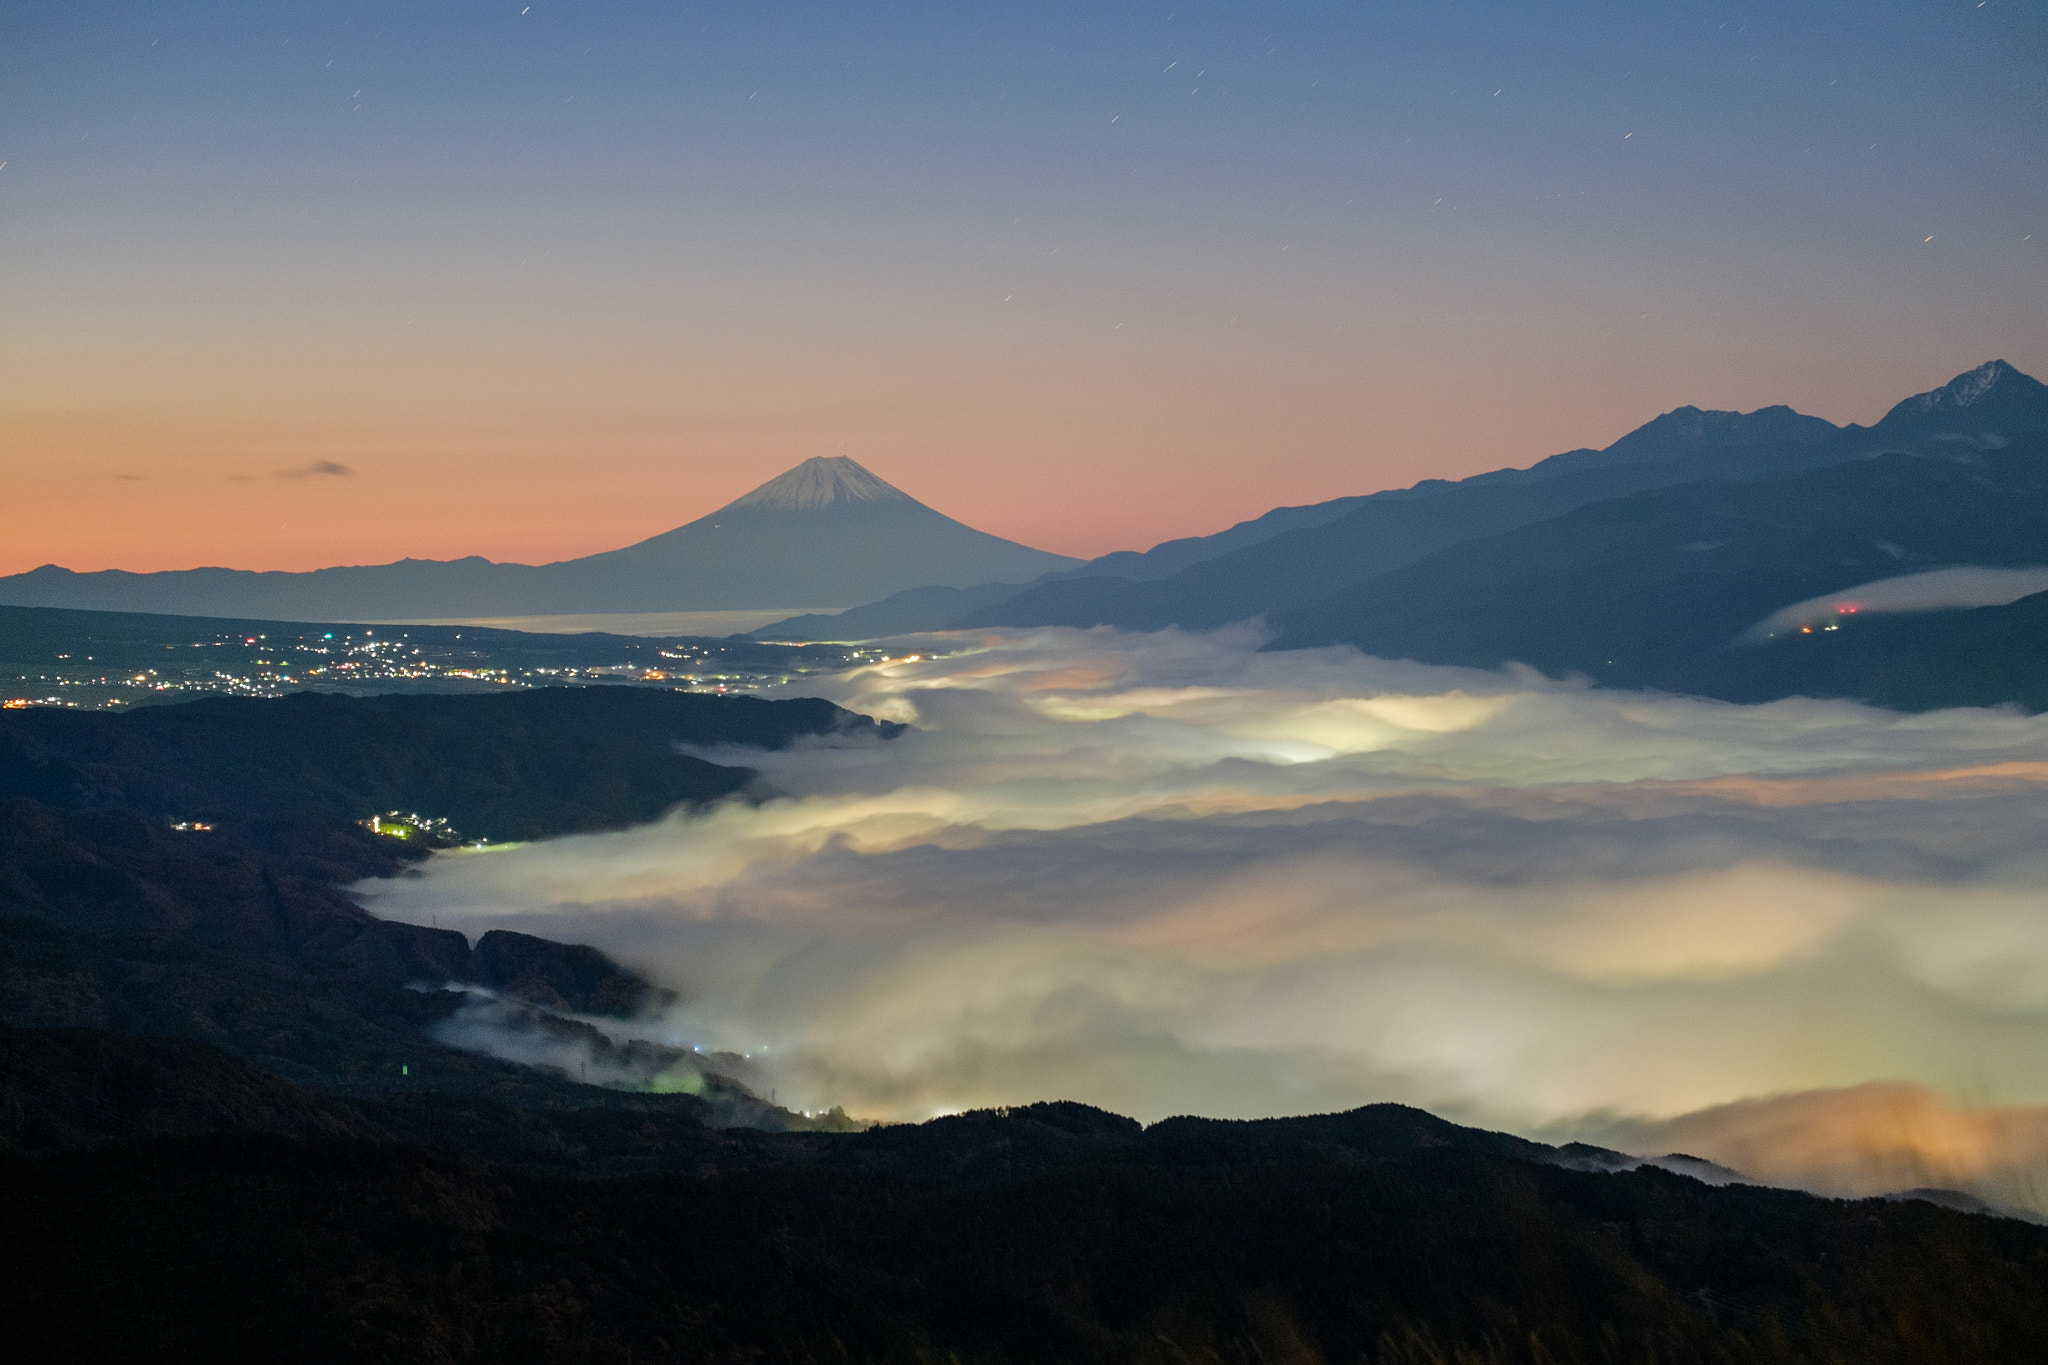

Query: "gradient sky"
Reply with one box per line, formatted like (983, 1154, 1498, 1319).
(4, 1, 2044, 575)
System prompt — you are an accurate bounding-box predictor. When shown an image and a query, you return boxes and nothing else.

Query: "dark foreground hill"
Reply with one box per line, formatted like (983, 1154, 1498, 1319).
(0, 687, 892, 1099)
(0, 684, 892, 844)
(5, 689, 2047, 1359)
(4, 1027, 2046, 1364)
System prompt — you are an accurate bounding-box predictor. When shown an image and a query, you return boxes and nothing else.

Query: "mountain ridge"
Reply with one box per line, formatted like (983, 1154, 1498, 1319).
(11, 1030, 2048, 1362)
(762, 361, 2048, 644)
(1064, 395, 1850, 586)
(1261, 434, 2048, 710)
(0, 457, 1077, 621)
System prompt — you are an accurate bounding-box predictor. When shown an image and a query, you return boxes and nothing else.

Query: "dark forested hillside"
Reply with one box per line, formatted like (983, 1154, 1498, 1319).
(0, 687, 894, 1099)
(4, 1039, 2045, 1365)
(0, 685, 894, 844)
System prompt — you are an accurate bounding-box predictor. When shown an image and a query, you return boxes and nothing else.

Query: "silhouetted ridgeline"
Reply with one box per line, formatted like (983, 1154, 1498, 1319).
(1268, 436, 2048, 709)
(0, 684, 896, 844)
(761, 363, 2048, 713)
(3, 1030, 2047, 1363)
(0, 687, 893, 1095)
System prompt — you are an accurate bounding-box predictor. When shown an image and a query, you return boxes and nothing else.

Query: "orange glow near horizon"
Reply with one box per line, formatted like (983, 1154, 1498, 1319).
(7, 2, 2045, 580)
(9, 295, 2041, 576)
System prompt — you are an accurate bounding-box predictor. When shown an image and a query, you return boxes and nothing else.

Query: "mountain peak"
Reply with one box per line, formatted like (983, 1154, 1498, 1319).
(1950, 359, 2024, 405)
(1505, 402, 1838, 482)
(1603, 403, 1836, 460)
(725, 457, 915, 512)
(1878, 360, 2048, 428)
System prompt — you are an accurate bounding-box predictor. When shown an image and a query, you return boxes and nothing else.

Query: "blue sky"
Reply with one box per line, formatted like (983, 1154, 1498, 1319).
(4, 1, 2043, 569)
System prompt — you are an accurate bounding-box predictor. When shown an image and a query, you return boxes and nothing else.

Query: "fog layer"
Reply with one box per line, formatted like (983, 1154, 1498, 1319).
(363, 626, 2048, 1209)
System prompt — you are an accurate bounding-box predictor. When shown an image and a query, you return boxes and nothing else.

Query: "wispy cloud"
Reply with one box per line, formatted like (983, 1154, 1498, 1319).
(274, 459, 354, 480)
(1741, 565, 2048, 642)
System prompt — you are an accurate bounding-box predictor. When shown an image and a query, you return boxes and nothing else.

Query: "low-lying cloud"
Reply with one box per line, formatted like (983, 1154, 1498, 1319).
(1589, 1084, 2048, 1217)
(360, 625, 2048, 1210)
(1742, 565, 2048, 641)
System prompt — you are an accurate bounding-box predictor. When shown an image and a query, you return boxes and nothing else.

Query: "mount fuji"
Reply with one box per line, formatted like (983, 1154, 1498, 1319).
(0, 457, 1078, 622)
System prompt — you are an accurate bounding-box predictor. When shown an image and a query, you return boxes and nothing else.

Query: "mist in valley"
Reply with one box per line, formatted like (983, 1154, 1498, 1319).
(364, 625, 2048, 1213)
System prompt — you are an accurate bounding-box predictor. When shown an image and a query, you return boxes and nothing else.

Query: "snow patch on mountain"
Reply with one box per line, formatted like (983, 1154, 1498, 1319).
(726, 457, 913, 511)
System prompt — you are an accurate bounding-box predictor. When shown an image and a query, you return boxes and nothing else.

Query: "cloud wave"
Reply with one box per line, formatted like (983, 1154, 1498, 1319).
(359, 626, 2048, 1210)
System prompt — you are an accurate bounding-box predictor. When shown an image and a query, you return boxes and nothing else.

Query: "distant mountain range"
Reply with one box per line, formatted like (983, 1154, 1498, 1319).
(16, 362, 2048, 713)
(759, 403, 1868, 641)
(1266, 434, 2048, 710)
(756, 361, 2048, 712)
(0, 457, 1079, 621)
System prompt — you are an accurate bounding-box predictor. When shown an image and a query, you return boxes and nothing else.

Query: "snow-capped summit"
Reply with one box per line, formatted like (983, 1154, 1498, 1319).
(726, 456, 913, 511)
(1877, 360, 2048, 430)
(1944, 359, 2025, 407)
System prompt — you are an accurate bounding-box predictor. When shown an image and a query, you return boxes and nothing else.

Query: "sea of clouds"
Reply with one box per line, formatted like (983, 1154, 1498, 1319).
(362, 625, 2048, 1213)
